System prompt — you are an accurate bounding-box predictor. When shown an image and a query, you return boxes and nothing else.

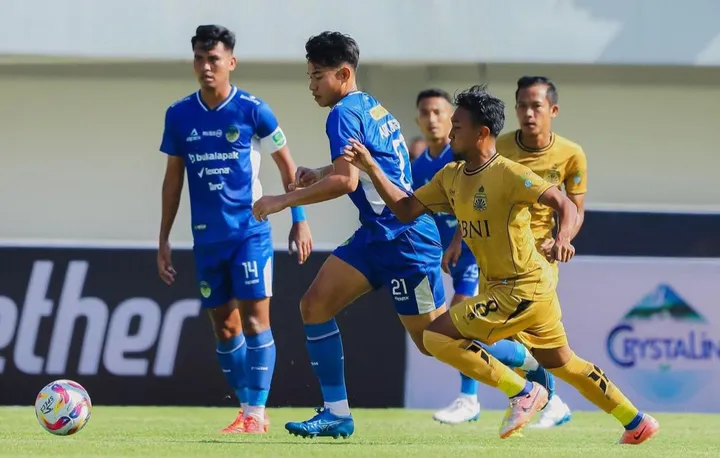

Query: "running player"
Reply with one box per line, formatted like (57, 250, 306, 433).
(411, 88, 567, 426)
(342, 84, 659, 444)
(496, 75, 586, 428)
(252, 31, 446, 439)
(157, 25, 313, 434)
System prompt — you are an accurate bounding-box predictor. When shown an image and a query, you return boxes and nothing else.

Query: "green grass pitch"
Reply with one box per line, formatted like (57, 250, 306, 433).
(1, 406, 719, 457)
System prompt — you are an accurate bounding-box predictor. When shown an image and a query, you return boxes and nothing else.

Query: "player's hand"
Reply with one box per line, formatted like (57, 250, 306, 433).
(289, 221, 313, 264)
(342, 139, 375, 173)
(253, 195, 289, 221)
(289, 166, 322, 191)
(157, 241, 177, 285)
(442, 239, 463, 274)
(552, 237, 575, 263)
(539, 238, 556, 262)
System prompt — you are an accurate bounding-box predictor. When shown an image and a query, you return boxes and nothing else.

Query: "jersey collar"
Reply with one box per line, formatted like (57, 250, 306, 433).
(422, 143, 452, 161)
(195, 85, 238, 112)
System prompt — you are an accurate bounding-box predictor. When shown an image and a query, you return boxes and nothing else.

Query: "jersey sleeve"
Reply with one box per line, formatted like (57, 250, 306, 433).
(564, 147, 588, 194)
(326, 107, 364, 161)
(253, 101, 288, 154)
(413, 167, 453, 213)
(505, 161, 554, 205)
(159, 107, 180, 156)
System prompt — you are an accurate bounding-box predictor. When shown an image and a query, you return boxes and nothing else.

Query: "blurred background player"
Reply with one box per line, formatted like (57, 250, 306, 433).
(156, 25, 313, 434)
(343, 84, 659, 444)
(497, 75, 587, 428)
(252, 31, 447, 439)
(408, 135, 427, 162)
(411, 88, 565, 426)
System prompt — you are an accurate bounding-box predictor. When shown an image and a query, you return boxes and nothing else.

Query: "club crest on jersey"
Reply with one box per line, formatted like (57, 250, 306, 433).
(199, 281, 212, 298)
(544, 164, 561, 184)
(473, 186, 487, 211)
(225, 125, 240, 143)
(573, 171, 583, 184)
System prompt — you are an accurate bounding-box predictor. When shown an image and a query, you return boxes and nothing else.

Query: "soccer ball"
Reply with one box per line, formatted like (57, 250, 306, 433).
(34, 379, 92, 436)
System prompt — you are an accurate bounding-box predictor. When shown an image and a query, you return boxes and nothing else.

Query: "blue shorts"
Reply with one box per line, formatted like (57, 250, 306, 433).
(449, 250, 479, 297)
(333, 222, 445, 316)
(192, 232, 273, 308)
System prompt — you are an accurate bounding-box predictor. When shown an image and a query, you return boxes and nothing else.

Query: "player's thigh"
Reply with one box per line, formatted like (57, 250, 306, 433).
(193, 242, 239, 339)
(301, 236, 375, 323)
(448, 287, 544, 345)
(512, 293, 569, 366)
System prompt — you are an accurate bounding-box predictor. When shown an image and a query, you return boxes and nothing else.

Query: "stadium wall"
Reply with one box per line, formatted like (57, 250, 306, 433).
(1, 63, 719, 249)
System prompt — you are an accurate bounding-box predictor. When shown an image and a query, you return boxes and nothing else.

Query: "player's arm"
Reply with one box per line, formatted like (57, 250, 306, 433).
(539, 187, 578, 248)
(157, 107, 184, 285)
(159, 156, 185, 243)
(563, 147, 588, 240)
(507, 163, 577, 261)
(158, 108, 185, 245)
(344, 139, 452, 223)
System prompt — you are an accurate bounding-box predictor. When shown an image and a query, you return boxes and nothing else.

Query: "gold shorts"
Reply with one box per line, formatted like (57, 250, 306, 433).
(449, 285, 568, 350)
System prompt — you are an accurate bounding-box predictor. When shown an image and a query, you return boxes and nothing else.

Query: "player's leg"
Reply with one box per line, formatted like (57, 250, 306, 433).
(432, 260, 481, 424)
(516, 298, 659, 444)
(422, 288, 551, 438)
(229, 232, 276, 433)
(285, 233, 376, 439)
(525, 261, 572, 429)
(194, 242, 248, 433)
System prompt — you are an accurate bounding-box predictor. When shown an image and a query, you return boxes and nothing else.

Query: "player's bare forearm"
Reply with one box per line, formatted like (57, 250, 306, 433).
(281, 174, 354, 206)
(540, 187, 577, 242)
(451, 225, 463, 246)
(567, 193, 586, 240)
(271, 146, 299, 193)
(317, 164, 334, 178)
(365, 162, 424, 223)
(159, 156, 185, 243)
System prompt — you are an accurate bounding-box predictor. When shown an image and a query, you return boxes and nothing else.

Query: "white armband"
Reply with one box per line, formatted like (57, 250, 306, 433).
(259, 126, 287, 154)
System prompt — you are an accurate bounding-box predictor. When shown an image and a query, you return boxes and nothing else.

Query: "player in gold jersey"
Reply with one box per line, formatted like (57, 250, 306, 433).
(342, 84, 659, 443)
(502, 76, 586, 428)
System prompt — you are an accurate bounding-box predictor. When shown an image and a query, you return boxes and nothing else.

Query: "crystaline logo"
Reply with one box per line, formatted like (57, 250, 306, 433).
(0, 260, 201, 377)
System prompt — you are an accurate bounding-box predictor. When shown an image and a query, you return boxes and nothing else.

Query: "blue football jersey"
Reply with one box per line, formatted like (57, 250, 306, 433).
(411, 145, 463, 250)
(327, 91, 433, 242)
(160, 86, 287, 245)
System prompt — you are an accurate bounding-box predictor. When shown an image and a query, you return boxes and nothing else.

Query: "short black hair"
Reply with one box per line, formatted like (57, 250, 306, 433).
(416, 88, 452, 107)
(515, 76, 558, 105)
(191, 25, 235, 52)
(454, 84, 505, 137)
(305, 31, 360, 69)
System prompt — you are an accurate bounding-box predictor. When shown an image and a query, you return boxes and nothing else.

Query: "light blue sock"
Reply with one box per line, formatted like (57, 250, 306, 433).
(305, 319, 347, 403)
(483, 340, 527, 368)
(460, 373, 478, 396)
(245, 329, 276, 407)
(216, 333, 248, 405)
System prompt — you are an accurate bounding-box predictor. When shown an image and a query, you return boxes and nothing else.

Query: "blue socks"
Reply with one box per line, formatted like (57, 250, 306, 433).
(305, 319, 348, 405)
(460, 374, 478, 396)
(216, 333, 248, 405)
(625, 413, 643, 430)
(484, 340, 527, 368)
(246, 329, 276, 407)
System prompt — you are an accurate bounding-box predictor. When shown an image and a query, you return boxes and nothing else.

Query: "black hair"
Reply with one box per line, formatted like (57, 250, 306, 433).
(191, 25, 235, 52)
(453, 84, 505, 137)
(305, 31, 360, 69)
(416, 88, 452, 107)
(515, 76, 558, 105)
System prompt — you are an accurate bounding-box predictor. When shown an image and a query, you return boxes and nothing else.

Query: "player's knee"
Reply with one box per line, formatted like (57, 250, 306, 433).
(299, 290, 333, 324)
(532, 346, 573, 369)
(410, 332, 431, 356)
(423, 329, 451, 359)
(238, 299, 271, 335)
(208, 302, 242, 341)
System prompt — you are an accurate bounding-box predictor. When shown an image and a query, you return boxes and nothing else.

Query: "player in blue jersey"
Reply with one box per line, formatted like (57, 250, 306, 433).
(157, 25, 313, 435)
(252, 31, 446, 439)
(411, 89, 570, 427)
